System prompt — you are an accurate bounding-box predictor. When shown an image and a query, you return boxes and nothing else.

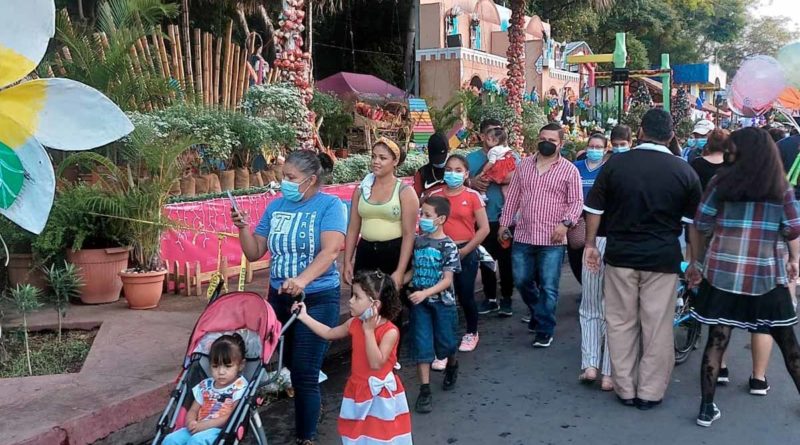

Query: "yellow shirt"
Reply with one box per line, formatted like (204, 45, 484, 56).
(358, 181, 403, 241)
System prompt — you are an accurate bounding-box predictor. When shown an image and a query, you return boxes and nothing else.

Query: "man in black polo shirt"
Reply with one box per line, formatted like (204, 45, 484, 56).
(584, 109, 702, 410)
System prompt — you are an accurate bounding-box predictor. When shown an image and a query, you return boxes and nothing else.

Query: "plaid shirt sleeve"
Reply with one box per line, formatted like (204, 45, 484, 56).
(499, 161, 523, 227)
(781, 188, 800, 240)
(694, 184, 719, 237)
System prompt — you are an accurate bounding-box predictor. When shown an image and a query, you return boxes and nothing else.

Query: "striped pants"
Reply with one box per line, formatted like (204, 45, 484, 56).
(579, 237, 611, 376)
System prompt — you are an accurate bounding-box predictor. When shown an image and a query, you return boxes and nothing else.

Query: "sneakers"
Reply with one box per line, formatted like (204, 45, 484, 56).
(520, 314, 531, 324)
(716, 367, 729, 384)
(415, 386, 433, 414)
(431, 358, 448, 371)
(498, 299, 513, 317)
(459, 333, 479, 352)
(443, 361, 459, 391)
(532, 333, 553, 348)
(749, 376, 770, 395)
(478, 299, 500, 315)
(696, 402, 721, 427)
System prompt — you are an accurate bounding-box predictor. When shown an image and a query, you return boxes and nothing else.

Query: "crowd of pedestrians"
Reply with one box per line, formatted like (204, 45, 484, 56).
(228, 108, 800, 444)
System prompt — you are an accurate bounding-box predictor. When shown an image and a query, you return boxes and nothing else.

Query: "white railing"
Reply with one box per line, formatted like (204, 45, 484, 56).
(549, 68, 580, 82)
(416, 47, 508, 68)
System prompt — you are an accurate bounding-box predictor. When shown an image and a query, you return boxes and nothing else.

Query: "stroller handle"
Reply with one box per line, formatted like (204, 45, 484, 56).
(281, 291, 306, 336)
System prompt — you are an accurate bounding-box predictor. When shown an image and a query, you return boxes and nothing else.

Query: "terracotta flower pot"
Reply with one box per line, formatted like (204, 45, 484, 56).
(250, 172, 264, 187)
(7, 253, 46, 290)
(179, 176, 196, 196)
(169, 179, 181, 196)
(206, 173, 222, 193)
(119, 269, 167, 310)
(234, 168, 250, 190)
(67, 247, 130, 304)
(219, 170, 235, 191)
(194, 174, 209, 194)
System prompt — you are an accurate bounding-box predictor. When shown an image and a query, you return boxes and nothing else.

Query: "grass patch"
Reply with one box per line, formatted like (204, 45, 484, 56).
(0, 328, 98, 378)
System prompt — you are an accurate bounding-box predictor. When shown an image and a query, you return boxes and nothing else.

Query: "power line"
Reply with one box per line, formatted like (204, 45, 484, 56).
(313, 42, 403, 57)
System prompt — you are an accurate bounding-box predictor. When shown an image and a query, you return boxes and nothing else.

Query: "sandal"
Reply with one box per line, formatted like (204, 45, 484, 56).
(600, 376, 614, 391)
(579, 367, 598, 384)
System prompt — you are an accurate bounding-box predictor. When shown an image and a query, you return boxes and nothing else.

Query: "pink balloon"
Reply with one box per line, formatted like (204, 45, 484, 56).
(731, 55, 787, 110)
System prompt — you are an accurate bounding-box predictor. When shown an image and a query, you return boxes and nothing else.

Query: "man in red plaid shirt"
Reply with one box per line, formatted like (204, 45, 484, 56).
(499, 123, 583, 348)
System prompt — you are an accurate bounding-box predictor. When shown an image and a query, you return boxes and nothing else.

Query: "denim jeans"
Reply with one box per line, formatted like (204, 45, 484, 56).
(409, 299, 458, 363)
(163, 427, 221, 445)
(511, 243, 565, 336)
(269, 286, 340, 441)
(453, 246, 479, 334)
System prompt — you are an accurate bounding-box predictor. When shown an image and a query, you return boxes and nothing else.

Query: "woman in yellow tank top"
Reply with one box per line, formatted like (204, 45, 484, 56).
(344, 138, 420, 288)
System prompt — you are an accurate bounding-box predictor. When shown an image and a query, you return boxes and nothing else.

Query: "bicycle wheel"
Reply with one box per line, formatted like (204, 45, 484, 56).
(674, 287, 701, 365)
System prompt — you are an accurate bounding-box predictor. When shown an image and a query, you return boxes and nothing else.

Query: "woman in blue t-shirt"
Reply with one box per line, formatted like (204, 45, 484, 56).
(232, 150, 346, 444)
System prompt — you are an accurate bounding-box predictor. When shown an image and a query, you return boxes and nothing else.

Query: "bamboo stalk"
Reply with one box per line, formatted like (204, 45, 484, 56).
(208, 32, 214, 105)
(182, 4, 193, 94)
(175, 25, 187, 89)
(53, 53, 66, 76)
(238, 46, 247, 106)
(170, 25, 183, 84)
(139, 36, 155, 73)
(93, 33, 106, 60)
(193, 28, 203, 103)
(238, 49, 248, 104)
(214, 33, 223, 106)
(222, 22, 233, 109)
(230, 46, 241, 109)
(157, 32, 172, 79)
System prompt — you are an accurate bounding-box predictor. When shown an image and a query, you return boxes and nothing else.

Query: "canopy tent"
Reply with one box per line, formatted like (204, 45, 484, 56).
(316, 72, 407, 103)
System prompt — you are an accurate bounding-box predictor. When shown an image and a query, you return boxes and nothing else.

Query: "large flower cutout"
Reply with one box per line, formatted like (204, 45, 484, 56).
(0, 0, 134, 234)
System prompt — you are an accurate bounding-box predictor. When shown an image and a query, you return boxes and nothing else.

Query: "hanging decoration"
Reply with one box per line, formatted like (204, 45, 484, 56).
(0, 0, 133, 236)
(505, 0, 526, 149)
(274, 0, 314, 149)
(470, 12, 481, 50)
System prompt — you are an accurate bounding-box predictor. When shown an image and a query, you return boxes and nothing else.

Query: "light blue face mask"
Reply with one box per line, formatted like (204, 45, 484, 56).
(432, 161, 447, 169)
(586, 149, 604, 162)
(687, 138, 707, 149)
(281, 177, 311, 202)
(419, 218, 437, 233)
(612, 146, 630, 154)
(444, 171, 465, 188)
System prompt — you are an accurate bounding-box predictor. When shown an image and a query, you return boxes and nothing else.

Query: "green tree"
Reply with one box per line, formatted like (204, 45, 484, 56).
(44, 262, 84, 343)
(716, 15, 799, 76)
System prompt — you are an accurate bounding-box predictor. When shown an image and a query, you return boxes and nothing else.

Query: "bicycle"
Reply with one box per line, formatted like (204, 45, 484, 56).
(674, 262, 702, 365)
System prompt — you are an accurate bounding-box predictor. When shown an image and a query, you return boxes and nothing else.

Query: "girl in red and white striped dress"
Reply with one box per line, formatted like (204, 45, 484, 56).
(293, 270, 412, 445)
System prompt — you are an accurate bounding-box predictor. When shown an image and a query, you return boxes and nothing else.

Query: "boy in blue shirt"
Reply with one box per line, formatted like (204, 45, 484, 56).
(405, 195, 461, 414)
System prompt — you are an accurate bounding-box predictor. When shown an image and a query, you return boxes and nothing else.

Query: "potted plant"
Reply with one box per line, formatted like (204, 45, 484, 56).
(0, 216, 46, 289)
(33, 183, 129, 304)
(70, 127, 193, 309)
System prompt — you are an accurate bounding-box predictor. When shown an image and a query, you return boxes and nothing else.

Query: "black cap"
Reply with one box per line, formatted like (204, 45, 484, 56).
(427, 133, 448, 165)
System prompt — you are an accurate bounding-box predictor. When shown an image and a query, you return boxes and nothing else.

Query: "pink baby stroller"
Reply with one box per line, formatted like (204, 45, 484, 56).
(151, 289, 303, 445)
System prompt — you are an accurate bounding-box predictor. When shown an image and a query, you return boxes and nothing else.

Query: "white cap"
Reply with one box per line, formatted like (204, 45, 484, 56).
(692, 120, 715, 136)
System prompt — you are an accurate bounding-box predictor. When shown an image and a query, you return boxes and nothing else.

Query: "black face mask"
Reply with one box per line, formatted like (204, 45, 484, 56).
(538, 140, 558, 156)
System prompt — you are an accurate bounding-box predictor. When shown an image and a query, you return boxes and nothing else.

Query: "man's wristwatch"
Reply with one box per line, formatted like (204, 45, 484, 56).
(561, 219, 574, 228)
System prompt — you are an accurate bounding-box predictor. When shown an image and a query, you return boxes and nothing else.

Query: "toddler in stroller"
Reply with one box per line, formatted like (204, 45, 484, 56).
(152, 290, 301, 445)
(163, 334, 249, 445)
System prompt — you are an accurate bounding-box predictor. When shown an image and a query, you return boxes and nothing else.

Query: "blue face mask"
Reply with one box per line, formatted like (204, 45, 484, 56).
(432, 161, 447, 169)
(586, 149, 604, 162)
(688, 138, 707, 149)
(444, 171, 465, 188)
(281, 177, 310, 202)
(419, 218, 437, 233)
(612, 146, 629, 154)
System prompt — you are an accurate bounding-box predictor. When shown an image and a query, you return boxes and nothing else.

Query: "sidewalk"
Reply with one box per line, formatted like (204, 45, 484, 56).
(0, 271, 351, 445)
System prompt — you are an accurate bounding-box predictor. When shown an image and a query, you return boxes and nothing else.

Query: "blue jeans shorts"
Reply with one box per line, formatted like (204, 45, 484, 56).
(409, 299, 458, 363)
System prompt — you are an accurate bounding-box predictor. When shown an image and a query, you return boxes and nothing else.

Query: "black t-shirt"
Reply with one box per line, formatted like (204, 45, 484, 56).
(585, 145, 702, 273)
(689, 157, 723, 191)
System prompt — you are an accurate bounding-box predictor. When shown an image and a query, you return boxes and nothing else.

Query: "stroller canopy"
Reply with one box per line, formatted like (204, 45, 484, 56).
(184, 292, 281, 366)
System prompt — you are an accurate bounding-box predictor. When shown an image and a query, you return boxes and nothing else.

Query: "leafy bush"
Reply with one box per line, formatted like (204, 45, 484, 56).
(129, 106, 295, 169)
(0, 216, 36, 254)
(620, 104, 651, 136)
(242, 83, 312, 148)
(332, 151, 427, 184)
(310, 91, 353, 148)
(467, 92, 516, 130)
(33, 184, 127, 265)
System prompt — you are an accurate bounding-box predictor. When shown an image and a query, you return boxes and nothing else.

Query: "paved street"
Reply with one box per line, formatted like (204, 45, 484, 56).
(261, 267, 800, 444)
